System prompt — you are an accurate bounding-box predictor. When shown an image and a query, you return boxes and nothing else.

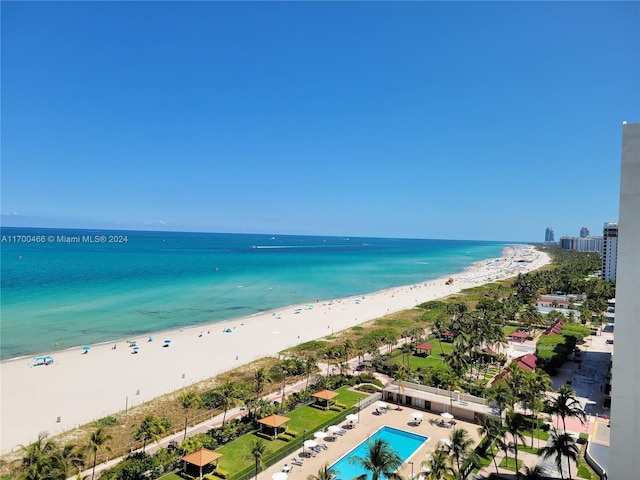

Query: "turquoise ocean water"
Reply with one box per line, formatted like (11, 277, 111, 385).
(0, 227, 510, 360)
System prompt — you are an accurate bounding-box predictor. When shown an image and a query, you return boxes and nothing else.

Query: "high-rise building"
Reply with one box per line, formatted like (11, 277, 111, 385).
(602, 222, 619, 281)
(580, 226, 590, 237)
(609, 122, 640, 478)
(559, 235, 603, 252)
(544, 227, 555, 243)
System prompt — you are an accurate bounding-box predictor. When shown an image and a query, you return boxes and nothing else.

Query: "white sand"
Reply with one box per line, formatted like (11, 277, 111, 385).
(0, 245, 549, 454)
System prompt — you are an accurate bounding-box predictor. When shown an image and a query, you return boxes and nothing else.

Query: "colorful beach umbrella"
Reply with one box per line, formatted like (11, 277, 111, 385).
(82, 346, 90, 351)
(164, 339, 171, 344)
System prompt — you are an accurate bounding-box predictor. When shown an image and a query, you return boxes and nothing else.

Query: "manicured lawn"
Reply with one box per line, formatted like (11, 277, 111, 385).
(503, 325, 519, 336)
(498, 456, 522, 472)
(162, 474, 183, 480)
(517, 444, 539, 455)
(215, 386, 367, 477)
(391, 337, 453, 369)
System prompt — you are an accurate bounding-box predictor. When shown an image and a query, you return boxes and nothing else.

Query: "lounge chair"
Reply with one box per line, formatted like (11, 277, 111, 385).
(321, 443, 329, 450)
(292, 458, 303, 466)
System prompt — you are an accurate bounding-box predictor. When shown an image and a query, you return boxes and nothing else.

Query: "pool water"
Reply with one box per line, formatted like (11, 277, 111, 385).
(330, 426, 429, 480)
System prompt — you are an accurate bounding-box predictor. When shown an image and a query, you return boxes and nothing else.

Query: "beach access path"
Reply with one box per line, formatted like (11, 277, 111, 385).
(0, 246, 549, 454)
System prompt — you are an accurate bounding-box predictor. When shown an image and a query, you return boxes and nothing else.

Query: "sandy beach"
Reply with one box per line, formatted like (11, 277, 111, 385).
(0, 245, 549, 454)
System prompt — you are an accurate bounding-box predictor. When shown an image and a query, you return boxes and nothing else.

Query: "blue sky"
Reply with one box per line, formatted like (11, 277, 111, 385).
(2, 1, 638, 242)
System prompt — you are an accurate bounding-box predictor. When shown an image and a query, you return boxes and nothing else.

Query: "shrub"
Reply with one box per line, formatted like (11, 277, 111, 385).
(578, 433, 588, 444)
(213, 467, 230, 479)
(94, 416, 118, 428)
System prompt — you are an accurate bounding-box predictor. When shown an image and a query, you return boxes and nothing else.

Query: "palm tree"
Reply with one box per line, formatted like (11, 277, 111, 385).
(444, 343, 470, 378)
(400, 343, 413, 369)
(304, 356, 317, 398)
(421, 447, 452, 480)
(521, 464, 548, 480)
(523, 370, 552, 448)
(87, 427, 112, 480)
(131, 414, 165, 452)
(504, 409, 527, 479)
(307, 463, 338, 480)
(179, 390, 203, 440)
(433, 317, 447, 355)
(54, 443, 85, 478)
(348, 438, 403, 480)
(393, 364, 409, 409)
(217, 378, 240, 424)
(275, 358, 296, 412)
(539, 429, 579, 480)
(14, 433, 63, 480)
(249, 438, 266, 480)
(487, 380, 514, 417)
(448, 428, 476, 476)
(342, 339, 355, 365)
(477, 416, 505, 477)
(253, 368, 271, 399)
(546, 384, 586, 435)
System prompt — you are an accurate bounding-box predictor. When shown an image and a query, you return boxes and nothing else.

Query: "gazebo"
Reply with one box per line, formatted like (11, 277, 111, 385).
(258, 414, 291, 439)
(414, 343, 433, 357)
(509, 331, 528, 343)
(312, 389, 339, 410)
(181, 448, 222, 480)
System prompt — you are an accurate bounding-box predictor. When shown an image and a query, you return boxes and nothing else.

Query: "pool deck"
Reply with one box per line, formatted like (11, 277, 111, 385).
(261, 401, 483, 479)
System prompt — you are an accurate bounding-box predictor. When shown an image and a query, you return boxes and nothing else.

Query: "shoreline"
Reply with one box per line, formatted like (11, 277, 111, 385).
(0, 245, 549, 454)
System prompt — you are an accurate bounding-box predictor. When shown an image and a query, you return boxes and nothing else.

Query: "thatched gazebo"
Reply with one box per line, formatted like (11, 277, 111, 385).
(312, 389, 339, 410)
(258, 414, 291, 439)
(181, 448, 222, 480)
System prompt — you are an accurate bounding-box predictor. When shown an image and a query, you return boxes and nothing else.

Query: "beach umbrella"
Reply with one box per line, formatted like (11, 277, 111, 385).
(164, 339, 171, 345)
(303, 440, 318, 449)
(132, 346, 139, 354)
(412, 412, 423, 419)
(82, 346, 90, 352)
(327, 425, 341, 434)
(272, 473, 288, 480)
(313, 431, 326, 439)
(346, 414, 358, 422)
(439, 438, 452, 448)
(440, 412, 454, 420)
(376, 401, 388, 409)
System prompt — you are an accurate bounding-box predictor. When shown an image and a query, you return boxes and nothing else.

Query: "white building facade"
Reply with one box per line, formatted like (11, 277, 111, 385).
(609, 123, 640, 479)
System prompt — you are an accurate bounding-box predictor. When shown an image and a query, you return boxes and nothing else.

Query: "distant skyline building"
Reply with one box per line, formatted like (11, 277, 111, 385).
(559, 235, 603, 252)
(544, 227, 555, 243)
(609, 122, 640, 479)
(580, 226, 590, 237)
(602, 222, 619, 281)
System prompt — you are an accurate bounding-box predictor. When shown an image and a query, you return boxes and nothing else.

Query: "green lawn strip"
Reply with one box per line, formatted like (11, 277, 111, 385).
(576, 445, 598, 480)
(216, 387, 367, 477)
(498, 456, 522, 472)
(503, 326, 519, 336)
(162, 473, 183, 480)
(394, 355, 444, 370)
(473, 444, 500, 472)
(516, 444, 539, 455)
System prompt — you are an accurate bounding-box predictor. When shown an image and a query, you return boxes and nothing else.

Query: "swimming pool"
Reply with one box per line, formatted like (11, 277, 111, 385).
(330, 426, 429, 480)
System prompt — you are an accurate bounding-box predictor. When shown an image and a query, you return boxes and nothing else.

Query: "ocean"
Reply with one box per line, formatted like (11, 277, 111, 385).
(0, 227, 511, 360)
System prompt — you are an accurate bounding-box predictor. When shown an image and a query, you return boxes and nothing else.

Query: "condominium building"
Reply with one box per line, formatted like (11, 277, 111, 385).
(602, 222, 619, 281)
(559, 235, 603, 252)
(609, 122, 640, 479)
(580, 226, 590, 237)
(544, 227, 555, 243)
